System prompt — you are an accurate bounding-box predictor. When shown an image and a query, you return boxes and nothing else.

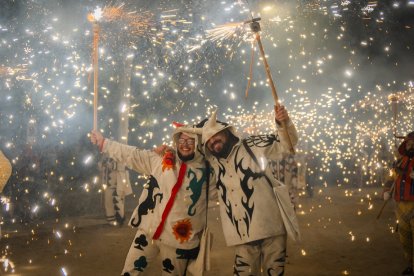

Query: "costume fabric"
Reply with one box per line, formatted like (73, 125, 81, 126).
(101, 126, 216, 276)
(99, 154, 132, 225)
(202, 112, 298, 275)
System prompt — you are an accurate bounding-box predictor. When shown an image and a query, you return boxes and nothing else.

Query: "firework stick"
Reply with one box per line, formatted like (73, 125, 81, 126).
(255, 33, 295, 154)
(245, 44, 255, 99)
(93, 22, 100, 131)
(376, 183, 395, 220)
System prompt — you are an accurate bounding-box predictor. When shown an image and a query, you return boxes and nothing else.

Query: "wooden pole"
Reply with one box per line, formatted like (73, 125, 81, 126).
(376, 183, 395, 220)
(245, 44, 255, 99)
(255, 33, 295, 154)
(93, 22, 100, 131)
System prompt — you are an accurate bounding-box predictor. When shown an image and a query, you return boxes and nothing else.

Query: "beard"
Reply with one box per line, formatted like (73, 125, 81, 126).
(178, 151, 195, 161)
(210, 142, 232, 158)
(210, 136, 238, 159)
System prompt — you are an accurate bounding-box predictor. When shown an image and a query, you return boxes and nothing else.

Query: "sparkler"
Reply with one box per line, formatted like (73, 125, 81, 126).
(199, 16, 295, 153)
(85, 5, 186, 131)
(245, 17, 295, 154)
(88, 8, 102, 131)
(376, 182, 394, 220)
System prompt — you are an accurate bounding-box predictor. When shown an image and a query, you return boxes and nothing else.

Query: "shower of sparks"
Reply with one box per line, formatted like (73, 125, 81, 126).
(0, 65, 28, 76)
(206, 22, 246, 42)
(1, 0, 413, 274)
(0, 257, 15, 273)
(87, 5, 190, 43)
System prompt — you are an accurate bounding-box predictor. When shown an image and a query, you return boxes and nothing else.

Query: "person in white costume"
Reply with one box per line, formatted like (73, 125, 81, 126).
(98, 152, 132, 226)
(91, 123, 215, 276)
(201, 105, 298, 276)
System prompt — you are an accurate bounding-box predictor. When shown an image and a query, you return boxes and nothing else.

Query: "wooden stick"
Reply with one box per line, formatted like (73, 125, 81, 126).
(245, 43, 255, 99)
(93, 22, 100, 131)
(255, 33, 295, 154)
(376, 183, 395, 220)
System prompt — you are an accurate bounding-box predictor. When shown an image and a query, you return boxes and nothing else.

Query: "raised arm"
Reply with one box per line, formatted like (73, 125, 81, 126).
(274, 105, 298, 153)
(90, 130, 157, 175)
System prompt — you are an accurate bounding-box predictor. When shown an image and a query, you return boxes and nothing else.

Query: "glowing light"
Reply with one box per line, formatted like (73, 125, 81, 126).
(84, 155, 93, 165)
(262, 6, 274, 12)
(92, 7, 103, 22)
(61, 267, 68, 276)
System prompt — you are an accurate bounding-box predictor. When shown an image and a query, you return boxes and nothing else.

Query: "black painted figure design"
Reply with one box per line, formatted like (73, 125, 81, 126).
(130, 176, 163, 227)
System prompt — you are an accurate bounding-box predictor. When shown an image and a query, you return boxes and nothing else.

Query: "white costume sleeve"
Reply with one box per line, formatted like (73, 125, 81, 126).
(276, 119, 298, 151)
(102, 139, 159, 175)
(264, 119, 298, 160)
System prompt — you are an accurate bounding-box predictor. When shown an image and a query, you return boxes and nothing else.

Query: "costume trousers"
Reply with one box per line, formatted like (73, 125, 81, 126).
(396, 201, 414, 268)
(122, 229, 197, 276)
(233, 234, 287, 276)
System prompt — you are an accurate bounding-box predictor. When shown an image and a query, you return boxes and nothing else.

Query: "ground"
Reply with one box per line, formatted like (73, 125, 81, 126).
(1, 186, 406, 276)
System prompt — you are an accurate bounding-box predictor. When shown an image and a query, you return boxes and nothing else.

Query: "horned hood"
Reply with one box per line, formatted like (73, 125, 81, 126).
(201, 110, 238, 155)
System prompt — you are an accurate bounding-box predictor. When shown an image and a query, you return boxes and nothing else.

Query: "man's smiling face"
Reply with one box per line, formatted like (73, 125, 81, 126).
(177, 133, 195, 160)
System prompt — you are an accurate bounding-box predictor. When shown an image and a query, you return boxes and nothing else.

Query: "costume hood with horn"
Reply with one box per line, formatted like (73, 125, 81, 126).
(201, 110, 238, 153)
(201, 109, 298, 246)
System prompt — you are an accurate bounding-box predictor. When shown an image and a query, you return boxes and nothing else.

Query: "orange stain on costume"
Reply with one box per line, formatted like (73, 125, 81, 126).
(172, 219, 193, 243)
(162, 150, 175, 172)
